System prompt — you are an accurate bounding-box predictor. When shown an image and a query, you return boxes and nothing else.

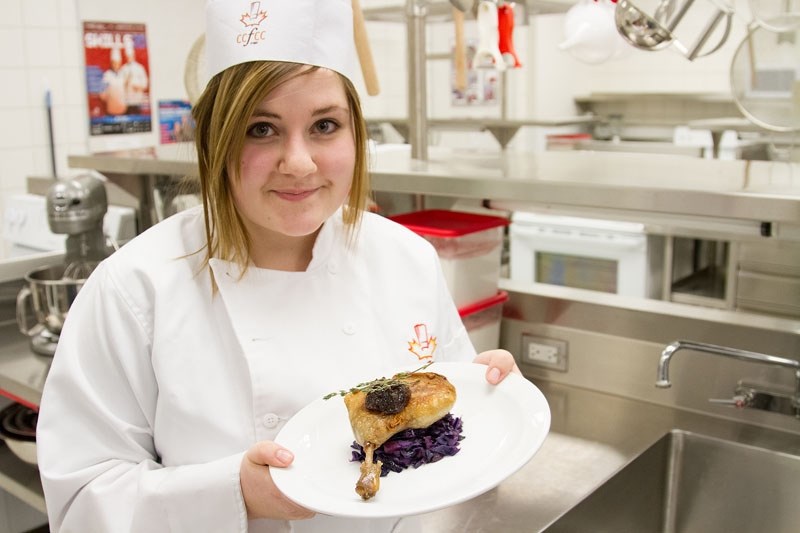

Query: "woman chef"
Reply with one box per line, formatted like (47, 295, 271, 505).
(36, 1, 520, 532)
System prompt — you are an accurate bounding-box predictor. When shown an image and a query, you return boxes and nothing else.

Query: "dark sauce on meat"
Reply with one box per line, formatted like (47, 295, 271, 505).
(365, 381, 411, 414)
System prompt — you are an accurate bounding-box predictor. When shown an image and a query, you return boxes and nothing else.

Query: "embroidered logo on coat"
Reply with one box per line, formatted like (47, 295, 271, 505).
(408, 323, 437, 360)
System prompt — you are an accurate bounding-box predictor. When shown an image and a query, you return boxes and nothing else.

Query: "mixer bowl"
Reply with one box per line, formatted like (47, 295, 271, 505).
(17, 264, 85, 338)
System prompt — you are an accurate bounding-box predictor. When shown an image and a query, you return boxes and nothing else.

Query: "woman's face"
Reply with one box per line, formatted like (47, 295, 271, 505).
(231, 68, 356, 245)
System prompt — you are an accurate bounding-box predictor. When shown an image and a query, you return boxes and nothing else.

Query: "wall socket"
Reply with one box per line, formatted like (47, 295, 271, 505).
(521, 334, 568, 372)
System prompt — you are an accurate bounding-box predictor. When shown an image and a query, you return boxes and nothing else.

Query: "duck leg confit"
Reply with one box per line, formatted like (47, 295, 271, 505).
(343, 371, 456, 500)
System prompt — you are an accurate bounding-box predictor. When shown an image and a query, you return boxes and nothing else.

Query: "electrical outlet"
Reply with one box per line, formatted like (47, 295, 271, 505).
(521, 335, 568, 372)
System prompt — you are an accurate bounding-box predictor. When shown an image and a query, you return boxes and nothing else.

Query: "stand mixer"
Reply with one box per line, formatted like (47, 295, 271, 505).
(16, 175, 114, 357)
(48, 174, 112, 279)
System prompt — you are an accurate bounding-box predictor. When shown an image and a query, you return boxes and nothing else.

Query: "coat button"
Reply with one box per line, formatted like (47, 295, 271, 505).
(343, 323, 356, 335)
(262, 413, 281, 428)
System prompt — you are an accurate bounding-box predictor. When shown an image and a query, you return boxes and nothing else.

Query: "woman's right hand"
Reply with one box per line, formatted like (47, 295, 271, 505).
(240, 441, 316, 521)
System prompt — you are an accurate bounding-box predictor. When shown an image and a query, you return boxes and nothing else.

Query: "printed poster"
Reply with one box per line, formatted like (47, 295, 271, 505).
(158, 100, 195, 144)
(83, 22, 152, 136)
(451, 41, 499, 107)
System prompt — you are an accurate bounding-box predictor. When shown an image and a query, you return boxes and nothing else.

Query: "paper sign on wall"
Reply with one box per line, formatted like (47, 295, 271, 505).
(158, 100, 195, 144)
(83, 22, 152, 136)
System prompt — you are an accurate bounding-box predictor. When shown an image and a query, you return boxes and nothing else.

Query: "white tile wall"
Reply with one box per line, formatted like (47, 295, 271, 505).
(0, 0, 84, 200)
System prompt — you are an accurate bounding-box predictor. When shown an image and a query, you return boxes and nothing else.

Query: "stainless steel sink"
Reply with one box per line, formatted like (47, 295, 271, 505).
(546, 429, 800, 533)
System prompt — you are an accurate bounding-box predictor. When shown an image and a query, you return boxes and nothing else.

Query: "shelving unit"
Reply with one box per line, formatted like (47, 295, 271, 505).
(361, 0, 585, 159)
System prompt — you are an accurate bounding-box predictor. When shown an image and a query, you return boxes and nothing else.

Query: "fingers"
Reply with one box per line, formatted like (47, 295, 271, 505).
(473, 349, 521, 385)
(245, 440, 295, 468)
(241, 442, 316, 521)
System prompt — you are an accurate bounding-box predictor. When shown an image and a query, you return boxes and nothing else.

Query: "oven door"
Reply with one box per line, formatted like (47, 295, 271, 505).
(509, 213, 652, 298)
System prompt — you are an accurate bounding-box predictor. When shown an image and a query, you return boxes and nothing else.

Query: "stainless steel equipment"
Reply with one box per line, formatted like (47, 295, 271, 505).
(615, 0, 734, 60)
(15, 175, 113, 357)
(730, 16, 800, 132)
(547, 429, 800, 532)
(16, 264, 85, 357)
(47, 174, 112, 279)
(657, 339, 800, 417)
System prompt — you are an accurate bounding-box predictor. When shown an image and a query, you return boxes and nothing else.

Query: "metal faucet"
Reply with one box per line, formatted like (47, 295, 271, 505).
(657, 340, 800, 418)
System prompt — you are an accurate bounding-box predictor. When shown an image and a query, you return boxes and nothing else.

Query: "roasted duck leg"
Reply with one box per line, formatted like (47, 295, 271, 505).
(343, 371, 456, 500)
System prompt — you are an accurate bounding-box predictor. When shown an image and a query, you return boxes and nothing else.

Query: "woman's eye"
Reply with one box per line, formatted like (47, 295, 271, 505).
(247, 122, 274, 138)
(314, 119, 339, 134)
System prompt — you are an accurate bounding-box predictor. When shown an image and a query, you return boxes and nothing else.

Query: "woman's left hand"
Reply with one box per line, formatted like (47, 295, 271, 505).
(473, 349, 521, 385)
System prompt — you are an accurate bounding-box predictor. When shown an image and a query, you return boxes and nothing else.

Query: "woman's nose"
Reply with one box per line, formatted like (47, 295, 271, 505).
(277, 136, 317, 177)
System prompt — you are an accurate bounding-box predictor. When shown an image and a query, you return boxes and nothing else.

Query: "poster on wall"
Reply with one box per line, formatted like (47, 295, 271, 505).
(451, 41, 499, 107)
(83, 22, 152, 136)
(158, 100, 195, 144)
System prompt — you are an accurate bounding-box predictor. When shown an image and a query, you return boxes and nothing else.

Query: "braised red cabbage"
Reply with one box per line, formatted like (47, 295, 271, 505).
(350, 413, 464, 476)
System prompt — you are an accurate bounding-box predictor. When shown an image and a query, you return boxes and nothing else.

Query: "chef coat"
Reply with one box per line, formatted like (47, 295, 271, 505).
(36, 206, 476, 533)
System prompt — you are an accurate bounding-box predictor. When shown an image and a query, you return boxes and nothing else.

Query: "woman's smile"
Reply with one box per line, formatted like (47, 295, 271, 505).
(271, 187, 320, 202)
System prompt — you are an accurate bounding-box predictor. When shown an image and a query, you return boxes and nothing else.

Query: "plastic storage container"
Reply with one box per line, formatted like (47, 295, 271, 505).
(458, 291, 508, 353)
(390, 209, 510, 307)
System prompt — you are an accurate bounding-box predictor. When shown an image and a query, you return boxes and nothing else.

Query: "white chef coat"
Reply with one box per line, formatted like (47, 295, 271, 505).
(36, 206, 476, 533)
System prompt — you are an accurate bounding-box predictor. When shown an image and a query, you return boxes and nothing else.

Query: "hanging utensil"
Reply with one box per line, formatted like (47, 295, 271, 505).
(498, 2, 522, 68)
(453, 6, 468, 92)
(614, 0, 733, 60)
(475, 0, 506, 70)
(352, 0, 380, 96)
(730, 17, 800, 132)
(45, 88, 57, 178)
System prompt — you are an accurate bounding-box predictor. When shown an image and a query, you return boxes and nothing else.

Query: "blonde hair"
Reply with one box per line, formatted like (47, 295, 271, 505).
(191, 61, 370, 275)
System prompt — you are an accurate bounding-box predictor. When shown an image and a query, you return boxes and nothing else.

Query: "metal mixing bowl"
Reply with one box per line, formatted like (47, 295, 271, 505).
(17, 264, 85, 337)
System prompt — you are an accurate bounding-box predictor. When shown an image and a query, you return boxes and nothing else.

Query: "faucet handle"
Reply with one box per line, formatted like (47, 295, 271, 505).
(709, 395, 750, 409)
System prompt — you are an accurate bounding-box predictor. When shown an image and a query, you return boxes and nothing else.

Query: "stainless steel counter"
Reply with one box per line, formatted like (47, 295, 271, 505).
(1, 321, 798, 529)
(68, 145, 800, 232)
(412, 379, 800, 532)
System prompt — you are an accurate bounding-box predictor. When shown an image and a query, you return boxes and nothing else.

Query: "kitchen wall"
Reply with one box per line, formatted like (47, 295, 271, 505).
(0, 0, 760, 202)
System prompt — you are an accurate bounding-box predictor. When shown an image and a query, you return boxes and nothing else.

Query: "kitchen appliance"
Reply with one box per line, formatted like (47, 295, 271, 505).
(47, 174, 113, 280)
(16, 264, 85, 357)
(510, 212, 664, 298)
(15, 175, 121, 357)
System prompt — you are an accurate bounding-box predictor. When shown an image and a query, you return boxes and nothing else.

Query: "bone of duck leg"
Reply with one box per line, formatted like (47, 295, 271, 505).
(355, 444, 382, 500)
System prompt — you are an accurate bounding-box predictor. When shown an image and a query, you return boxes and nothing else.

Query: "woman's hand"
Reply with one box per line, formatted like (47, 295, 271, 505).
(473, 349, 521, 385)
(240, 441, 315, 521)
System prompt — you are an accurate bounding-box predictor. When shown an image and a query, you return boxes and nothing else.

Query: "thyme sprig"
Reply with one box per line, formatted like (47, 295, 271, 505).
(323, 362, 433, 400)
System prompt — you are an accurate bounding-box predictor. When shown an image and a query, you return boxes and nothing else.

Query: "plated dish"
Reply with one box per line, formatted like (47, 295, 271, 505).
(272, 362, 551, 518)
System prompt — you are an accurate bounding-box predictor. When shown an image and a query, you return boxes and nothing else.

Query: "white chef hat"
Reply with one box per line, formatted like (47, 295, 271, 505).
(205, 0, 357, 84)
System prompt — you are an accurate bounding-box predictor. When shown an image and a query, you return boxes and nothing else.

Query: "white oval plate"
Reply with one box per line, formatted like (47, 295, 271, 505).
(271, 362, 551, 518)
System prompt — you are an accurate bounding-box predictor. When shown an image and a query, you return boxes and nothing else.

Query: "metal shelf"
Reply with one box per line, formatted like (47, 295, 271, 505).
(368, 115, 598, 148)
(362, 0, 571, 23)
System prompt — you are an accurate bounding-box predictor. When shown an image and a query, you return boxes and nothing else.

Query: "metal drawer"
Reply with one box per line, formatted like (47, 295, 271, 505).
(736, 270, 800, 318)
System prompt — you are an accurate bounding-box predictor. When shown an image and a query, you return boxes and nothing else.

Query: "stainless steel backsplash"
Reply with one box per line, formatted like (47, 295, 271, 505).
(499, 282, 800, 436)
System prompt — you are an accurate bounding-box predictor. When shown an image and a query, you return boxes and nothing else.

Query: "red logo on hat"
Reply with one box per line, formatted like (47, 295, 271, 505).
(240, 1, 267, 27)
(236, 1, 268, 47)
